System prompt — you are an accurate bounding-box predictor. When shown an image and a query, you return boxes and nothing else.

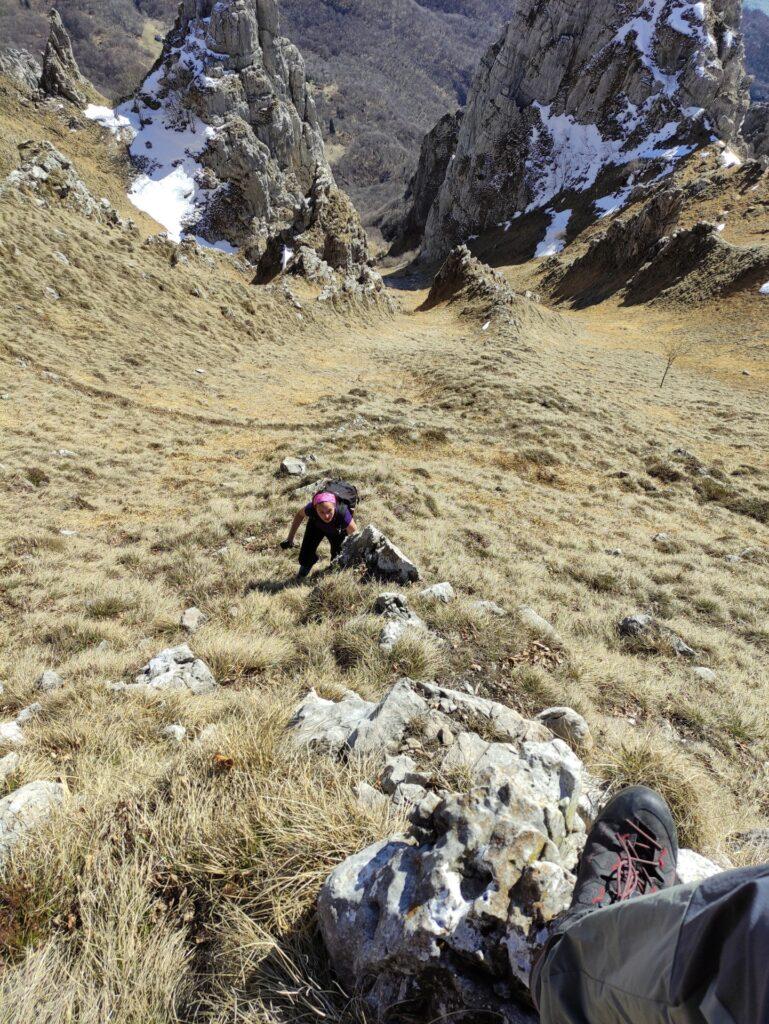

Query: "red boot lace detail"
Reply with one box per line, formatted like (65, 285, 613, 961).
(592, 818, 669, 905)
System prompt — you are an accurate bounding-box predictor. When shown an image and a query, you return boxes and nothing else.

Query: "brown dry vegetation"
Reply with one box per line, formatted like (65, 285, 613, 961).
(1, 83, 769, 1020)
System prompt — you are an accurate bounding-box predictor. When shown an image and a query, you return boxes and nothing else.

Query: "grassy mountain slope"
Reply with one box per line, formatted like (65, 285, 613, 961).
(1, 76, 769, 1019)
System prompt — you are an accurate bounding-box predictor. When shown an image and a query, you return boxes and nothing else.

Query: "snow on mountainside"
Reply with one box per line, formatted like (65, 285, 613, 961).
(420, 0, 749, 262)
(85, 0, 374, 288)
(90, 18, 236, 248)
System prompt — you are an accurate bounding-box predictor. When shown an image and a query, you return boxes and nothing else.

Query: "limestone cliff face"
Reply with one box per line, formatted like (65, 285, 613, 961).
(381, 110, 463, 253)
(421, 0, 750, 261)
(117, 0, 370, 272)
(744, 103, 769, 158)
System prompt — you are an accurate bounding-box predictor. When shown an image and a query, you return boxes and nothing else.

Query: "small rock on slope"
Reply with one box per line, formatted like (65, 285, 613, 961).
(618, 613, 696, 658)
(279, 458, 306, 477)
(0, 781, 65, 866)
(0, 704, 42, 747)
(35, 670, 64, 693)
(181, 607, 207, 634)
(420, 581, 455, 603)
(537, 707, 593, 753)
(373, 592, 428, 650)
(133, 645, 217, 694)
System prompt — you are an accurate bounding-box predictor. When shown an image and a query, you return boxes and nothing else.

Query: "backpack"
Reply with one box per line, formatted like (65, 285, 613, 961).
(316, 479, 359, 510)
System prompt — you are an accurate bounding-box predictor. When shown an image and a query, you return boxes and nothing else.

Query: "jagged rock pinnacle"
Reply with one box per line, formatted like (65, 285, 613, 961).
(40, 9, 88, 107)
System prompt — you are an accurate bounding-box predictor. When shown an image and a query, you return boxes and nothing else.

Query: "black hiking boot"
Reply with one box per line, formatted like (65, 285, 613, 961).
(296, 565, 311, 579)
(568, 785, 679, 921)
(530, 787, 678, 1010)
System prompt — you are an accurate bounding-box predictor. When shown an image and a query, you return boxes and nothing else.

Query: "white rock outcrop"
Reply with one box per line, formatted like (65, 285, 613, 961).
(303, 679, 584, 1022)
(335, 525, 420, 584)
(293, 677, 725, 1022)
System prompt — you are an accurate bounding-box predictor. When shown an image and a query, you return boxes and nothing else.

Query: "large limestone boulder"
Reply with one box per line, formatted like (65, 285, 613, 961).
(301, 677, 723, 1024)
(39, 10, 88, 107)
(420, 0, 749, 261)
(313, 681, 587, 1022)
(287, 689, 376, 754)
(335, 525, 420, 584)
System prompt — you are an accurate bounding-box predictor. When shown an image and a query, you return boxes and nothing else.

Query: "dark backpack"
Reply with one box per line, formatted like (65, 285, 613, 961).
(317, 479, 359, 510)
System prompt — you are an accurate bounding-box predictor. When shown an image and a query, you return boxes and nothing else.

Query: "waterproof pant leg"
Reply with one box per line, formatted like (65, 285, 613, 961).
(533, 865, 769, 1024)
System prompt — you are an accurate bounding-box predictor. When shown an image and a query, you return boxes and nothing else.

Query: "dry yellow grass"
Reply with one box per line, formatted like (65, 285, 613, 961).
(0, 79, 768, 1021)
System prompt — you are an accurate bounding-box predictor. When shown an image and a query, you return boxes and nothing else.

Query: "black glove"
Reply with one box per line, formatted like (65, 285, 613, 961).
(280, 539, 294, 550)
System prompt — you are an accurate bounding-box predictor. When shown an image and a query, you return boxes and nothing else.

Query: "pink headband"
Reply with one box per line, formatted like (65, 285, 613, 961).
(313, 491, 337, 506)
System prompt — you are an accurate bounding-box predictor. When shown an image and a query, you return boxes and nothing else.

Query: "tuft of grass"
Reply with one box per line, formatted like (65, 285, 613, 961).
(594, 731, 721, 850)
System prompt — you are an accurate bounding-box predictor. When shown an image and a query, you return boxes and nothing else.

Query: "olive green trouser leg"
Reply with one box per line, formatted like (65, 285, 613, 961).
(534, 882, 703, 1024)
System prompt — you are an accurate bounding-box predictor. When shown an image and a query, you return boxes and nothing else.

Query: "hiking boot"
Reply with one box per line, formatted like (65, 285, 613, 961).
(568, 785, 678, 920)
(530, 786, 679, 1010)
(296, 565, 311, 579)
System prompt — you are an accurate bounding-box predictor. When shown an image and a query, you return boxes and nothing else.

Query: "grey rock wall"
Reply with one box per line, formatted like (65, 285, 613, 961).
(421, 0, 750, 261)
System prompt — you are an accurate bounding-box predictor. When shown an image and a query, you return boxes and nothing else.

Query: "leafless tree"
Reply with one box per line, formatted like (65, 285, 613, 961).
(658, 338, 699, 388)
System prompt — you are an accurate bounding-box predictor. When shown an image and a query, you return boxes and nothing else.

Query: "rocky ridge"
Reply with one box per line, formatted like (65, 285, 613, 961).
(0, 47, 42, 93)
(96, 0, 375, 291)
(0, 140, 135, 232)
(418, 0, 750, 262)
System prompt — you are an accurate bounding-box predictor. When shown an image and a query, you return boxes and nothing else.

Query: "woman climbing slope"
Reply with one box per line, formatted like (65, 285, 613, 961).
(281, 483, 359, 579)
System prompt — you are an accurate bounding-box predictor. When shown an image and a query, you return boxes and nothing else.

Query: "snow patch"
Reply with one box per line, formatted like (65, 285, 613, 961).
(192, 235, 237, 255)
(114, 17, 238, 246)
(612, 0, 716, 96)
(84, 104, 134, 138)
(528, 103, 695, 217)
(594, 188, 633, 218)
(720, 147, 742, 168)
(535, 209, 572, 258)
